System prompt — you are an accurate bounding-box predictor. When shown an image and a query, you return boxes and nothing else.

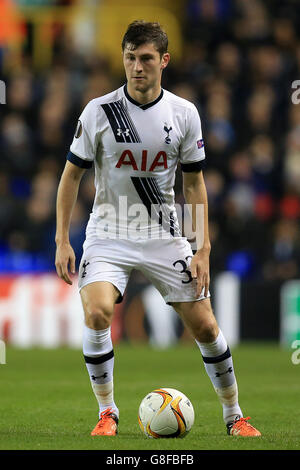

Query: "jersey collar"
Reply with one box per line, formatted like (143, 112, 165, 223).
(123, 84, 164, 110)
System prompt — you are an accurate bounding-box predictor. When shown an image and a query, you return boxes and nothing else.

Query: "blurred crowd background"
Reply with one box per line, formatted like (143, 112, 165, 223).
(0, 0, 300, 284)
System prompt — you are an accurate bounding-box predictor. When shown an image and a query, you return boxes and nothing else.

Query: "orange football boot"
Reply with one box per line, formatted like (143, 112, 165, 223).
(227, 417, 261, 436)
(91, 407, 119, 436)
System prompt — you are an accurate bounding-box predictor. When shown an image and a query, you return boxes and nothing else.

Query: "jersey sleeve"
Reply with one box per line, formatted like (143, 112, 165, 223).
(179, 104, 206, 172)
(68, 100, 97, 169)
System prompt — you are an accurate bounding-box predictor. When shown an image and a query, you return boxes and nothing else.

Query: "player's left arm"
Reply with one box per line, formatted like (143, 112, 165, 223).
(183, 170, 211, 297)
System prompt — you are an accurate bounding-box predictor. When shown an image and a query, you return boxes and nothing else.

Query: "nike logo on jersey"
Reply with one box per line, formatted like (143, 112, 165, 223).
(116, 150, 168, 171)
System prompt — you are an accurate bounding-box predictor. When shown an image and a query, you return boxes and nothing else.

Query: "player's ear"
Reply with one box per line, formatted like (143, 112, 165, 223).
(161, 52, 170, 70)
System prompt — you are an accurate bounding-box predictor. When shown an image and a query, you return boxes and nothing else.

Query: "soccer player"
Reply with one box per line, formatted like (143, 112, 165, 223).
(55, 21, 261, 437)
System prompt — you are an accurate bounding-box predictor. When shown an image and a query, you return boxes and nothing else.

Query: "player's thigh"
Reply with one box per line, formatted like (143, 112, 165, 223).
(80, 281, 121, 329)
(171, 298, 219, 342)
(141, 237, 210, 304)
(78, 238, 132, 328)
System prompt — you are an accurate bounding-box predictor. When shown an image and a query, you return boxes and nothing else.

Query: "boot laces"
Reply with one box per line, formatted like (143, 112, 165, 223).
(235, 416, 252, 428)
(98, 407, 115, 427)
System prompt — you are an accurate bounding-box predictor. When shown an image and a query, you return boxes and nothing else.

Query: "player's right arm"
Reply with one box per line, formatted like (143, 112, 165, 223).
(55, 161, 86, 285)
(56, 100, 97, 284)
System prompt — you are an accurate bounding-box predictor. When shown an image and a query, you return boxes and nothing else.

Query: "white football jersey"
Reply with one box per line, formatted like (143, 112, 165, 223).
(69, 84, 205, 240)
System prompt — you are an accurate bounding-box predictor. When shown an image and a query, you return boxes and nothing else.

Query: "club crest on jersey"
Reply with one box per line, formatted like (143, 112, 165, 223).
(164, 124, 172, 144)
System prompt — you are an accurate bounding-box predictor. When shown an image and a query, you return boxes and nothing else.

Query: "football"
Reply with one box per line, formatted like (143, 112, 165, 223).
(138, 387, 194, 438)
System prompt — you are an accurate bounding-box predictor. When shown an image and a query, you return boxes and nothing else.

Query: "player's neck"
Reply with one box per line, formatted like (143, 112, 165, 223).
(126, 83, 162, 106)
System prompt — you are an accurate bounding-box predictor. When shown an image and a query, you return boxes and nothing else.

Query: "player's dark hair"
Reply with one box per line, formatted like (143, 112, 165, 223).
(122, 20, 168, 57)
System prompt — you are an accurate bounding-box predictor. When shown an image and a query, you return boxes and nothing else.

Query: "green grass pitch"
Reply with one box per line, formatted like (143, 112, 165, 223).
(0, 342, 299, 451)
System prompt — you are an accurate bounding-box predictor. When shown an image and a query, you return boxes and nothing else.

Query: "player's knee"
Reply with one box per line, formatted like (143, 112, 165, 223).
(85, 303, 113, 330)
(194, 319, 219, 343)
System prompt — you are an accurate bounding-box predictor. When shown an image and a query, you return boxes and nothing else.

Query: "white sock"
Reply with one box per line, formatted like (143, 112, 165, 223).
(195, 330, 242, 424)
(82, 325, 119, 418)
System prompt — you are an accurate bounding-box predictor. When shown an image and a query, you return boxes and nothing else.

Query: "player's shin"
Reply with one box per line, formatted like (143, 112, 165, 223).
(82, 325, 119, 418)
(195, 329, 242, 424)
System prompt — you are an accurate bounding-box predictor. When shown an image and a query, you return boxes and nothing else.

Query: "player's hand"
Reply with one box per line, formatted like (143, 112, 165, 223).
(190, 248, 210, 298)
(55, 242, 76, 285)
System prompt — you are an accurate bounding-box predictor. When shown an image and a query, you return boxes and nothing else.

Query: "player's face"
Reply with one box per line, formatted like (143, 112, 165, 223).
(123, 42, 169, 97)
